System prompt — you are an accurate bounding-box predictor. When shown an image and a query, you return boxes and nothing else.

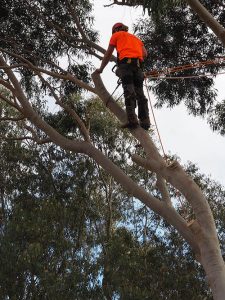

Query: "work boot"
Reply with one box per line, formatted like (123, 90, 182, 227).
(140, 117, 151, 130)
(121, 111, 139, 129)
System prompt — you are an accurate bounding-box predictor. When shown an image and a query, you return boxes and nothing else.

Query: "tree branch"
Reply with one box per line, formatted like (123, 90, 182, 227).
(38, 73, 90, 141)
(67, 0, 117, 62)
(0, 47, 97, 94)
(0, 91, 23, 112)
(85, 142, 199, 254)
(23, 124, 51, 144)
(132, 154, 218, 237)
(0, 116, 25, 122)
(0, 54, 86, 153)
(104, 0, 138, 7)
(186, 0, 225, 46)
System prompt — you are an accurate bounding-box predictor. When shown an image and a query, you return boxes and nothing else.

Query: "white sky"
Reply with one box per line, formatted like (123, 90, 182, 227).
(93, 1, 225, 185)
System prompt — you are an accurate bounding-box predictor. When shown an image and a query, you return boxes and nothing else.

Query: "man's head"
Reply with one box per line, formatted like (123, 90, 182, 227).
(112, 22, 128, 34)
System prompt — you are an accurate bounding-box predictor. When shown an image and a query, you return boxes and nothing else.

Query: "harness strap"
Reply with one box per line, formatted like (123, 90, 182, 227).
(118, 57, 142, 67)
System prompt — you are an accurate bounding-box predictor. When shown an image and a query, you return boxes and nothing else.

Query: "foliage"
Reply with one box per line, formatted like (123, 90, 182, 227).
(208, 100, 225, 135)
(135, 1, 225, 118)
(0, 0, 96, 97)
(0, 98, 224, 299)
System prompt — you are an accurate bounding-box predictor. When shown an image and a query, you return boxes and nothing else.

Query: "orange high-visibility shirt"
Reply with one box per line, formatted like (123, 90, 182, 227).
(109, 31, 144, 61)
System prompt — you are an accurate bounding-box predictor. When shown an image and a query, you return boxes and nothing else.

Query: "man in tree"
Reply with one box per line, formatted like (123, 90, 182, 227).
(96, 22, 151, 130)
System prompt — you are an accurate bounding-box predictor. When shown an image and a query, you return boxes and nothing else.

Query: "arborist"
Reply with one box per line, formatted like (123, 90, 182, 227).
(96, 22, 151, 130)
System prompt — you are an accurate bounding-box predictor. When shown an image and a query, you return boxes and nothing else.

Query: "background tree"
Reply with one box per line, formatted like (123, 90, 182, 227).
(1, 97, 224, 299)
(0, 0, 224, 298)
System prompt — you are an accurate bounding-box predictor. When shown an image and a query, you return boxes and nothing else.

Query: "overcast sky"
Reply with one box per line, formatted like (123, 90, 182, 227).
(93, 1, 225, 185)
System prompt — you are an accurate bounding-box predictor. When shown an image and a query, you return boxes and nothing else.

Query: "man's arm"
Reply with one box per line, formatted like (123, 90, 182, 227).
(96, 44, 115, 73)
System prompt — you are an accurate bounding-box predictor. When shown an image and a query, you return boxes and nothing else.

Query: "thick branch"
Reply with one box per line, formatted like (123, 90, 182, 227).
(186, 0, 225, 46)
(92, 72, 165, 162)
(84, 142, 199, 254)
(0, 55, 86, 153)
(132, 154, 219, 238)
(0, 47, 96, 94)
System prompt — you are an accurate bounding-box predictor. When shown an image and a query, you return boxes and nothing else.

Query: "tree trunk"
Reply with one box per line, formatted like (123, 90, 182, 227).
(188, 220, 225, 300)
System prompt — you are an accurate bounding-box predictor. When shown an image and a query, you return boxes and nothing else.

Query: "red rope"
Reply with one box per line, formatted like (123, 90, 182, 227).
(144, 78, 167, 158)
(145, 57, 225, 79)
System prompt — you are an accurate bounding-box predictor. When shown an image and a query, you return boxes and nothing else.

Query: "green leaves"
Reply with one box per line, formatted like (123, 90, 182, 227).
(135, 1, 224, 118)
(0, 108, 223, 298)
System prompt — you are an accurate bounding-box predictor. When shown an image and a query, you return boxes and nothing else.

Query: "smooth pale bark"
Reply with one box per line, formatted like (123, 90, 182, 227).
(132, 155, 225, 299)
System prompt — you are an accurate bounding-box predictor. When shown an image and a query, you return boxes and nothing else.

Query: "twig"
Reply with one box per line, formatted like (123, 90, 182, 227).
(0, 47, 96, 93)
(0, 91, 23, 111)
(66, 0, 117, 62)
(38, 73, 90, 141)
(0, 116, 25, 122)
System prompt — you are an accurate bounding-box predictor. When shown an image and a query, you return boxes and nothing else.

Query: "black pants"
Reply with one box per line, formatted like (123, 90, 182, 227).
(118, 62, 149, 120)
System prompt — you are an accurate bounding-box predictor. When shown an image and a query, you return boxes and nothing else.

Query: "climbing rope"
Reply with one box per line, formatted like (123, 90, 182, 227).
(141, 56, 225, 157)
(144, 78, 167, 158)
(148, 71, 225, 80)
(108, 56, 225, 158)
(145, 56, 225, 79)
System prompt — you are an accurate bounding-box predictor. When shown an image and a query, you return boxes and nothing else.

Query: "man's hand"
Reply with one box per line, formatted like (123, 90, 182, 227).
(94, 45, 115, 75)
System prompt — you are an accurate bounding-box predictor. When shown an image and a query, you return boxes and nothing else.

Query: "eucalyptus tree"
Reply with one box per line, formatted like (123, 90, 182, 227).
(1, 97, 224, 299)
(0, 0, 224, 299)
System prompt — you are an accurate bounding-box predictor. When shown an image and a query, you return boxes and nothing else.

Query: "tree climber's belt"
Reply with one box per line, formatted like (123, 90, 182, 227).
(118, 58, 142, 67)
